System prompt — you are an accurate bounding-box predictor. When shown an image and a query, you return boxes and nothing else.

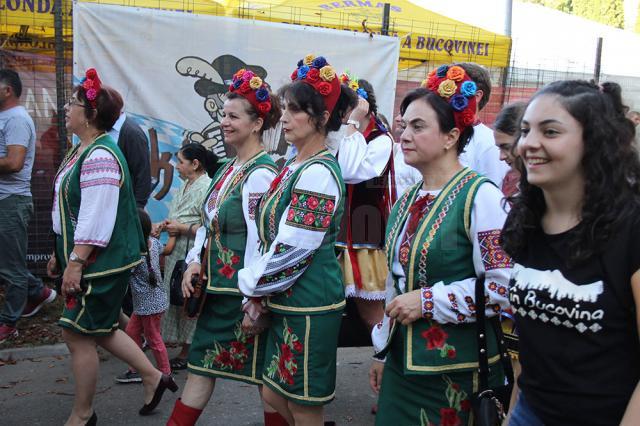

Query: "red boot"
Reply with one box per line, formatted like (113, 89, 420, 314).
(166, 398, 203, 426)
(264, 411, 289, 426)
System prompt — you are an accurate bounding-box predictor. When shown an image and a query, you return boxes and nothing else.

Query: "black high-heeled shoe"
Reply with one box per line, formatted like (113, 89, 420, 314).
(85, 412, 97, 426)
(139, 374, 178, 416)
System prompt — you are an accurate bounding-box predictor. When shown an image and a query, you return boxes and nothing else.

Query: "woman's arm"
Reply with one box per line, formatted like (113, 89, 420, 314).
(238, 163, 341, 297)
(337, 131, 392, 184)
(241, 167, 277, 266)
(620, 269, 640, 424)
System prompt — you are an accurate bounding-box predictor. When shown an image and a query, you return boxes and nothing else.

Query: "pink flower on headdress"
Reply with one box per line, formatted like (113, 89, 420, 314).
(317, 82, 332, 96)
(242, 70, 255, 81)
(86, 89, 97, 101)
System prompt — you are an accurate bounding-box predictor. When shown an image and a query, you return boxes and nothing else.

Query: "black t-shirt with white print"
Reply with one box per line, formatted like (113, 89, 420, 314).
(510, 216, 640, 426)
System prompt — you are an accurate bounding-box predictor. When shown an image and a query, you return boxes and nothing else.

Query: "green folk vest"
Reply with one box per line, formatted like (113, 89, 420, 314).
(384, 168, 501, 375)
(202, 151, 277, 296)
(256, 151, 346, 315)
(55, 135, 146, 279)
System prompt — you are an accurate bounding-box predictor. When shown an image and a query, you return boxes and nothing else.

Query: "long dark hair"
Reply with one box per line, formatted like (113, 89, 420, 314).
(137, 208, 158, 287)
(180, 143, 220, 178)
(501, 80, 640, 264)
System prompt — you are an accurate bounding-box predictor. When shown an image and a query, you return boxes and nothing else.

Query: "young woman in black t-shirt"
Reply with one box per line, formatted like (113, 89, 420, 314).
(501, 80, 640, 426)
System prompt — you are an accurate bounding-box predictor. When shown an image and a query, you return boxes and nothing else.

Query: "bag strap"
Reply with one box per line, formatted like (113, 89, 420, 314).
(183, 223, 196, 258)
(475, 274, 514, 391)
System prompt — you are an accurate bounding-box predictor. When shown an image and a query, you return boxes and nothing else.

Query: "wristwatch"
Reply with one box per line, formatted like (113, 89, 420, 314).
(69, 252, 87, 266)
(347, 119, 360, 130)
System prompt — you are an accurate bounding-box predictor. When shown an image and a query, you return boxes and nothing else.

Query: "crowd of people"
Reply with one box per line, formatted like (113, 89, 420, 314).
(1, 49, 640, 426)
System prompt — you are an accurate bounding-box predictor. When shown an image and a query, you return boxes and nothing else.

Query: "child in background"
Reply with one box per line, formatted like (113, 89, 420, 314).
(116, 208, 171, 383)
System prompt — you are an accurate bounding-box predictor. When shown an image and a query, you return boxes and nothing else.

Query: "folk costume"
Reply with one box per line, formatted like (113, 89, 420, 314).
(238, 54, 346, 406)
(186, 150, 277, 384)
(335, 73, 395, 301)
(53, 133, 146, 335)
(183, 69, 279, 387)
(372, 66, 513, 426)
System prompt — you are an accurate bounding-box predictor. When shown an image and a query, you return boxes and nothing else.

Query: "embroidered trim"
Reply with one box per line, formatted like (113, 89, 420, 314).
(285, 189, 336, 232)
(266, 318, 303, 386)
(202, 322, 254, 372)
(421, 287, 434, 320)
(80, 157, 120, 175)
(79, 178, 121, 189)
(477, 229, 513, 271)
(74, 238, 108, 247)
(248, 192, 262, 220)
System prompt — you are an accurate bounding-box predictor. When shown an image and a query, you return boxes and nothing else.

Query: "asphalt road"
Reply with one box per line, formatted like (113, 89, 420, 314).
(0, 346, 377, 425)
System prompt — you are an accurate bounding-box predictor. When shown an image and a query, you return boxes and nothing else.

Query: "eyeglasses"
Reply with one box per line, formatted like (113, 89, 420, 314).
(65, 99, 89, 108)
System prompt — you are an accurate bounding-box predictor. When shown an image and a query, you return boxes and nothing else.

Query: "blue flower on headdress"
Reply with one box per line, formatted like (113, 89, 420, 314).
(450, 94, 469, 112)
(233, 79, 243, 89)
(356, 88, 368, 100)
(312, 56, 328, 69)
(297, 65, 310, 80)
(460, 81, 477, 97)
(256, 88, 270, 102)
(297, 59, 304, 68)
(436, 65, 449, 78)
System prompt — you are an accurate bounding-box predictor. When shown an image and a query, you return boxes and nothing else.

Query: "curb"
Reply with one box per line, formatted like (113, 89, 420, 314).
(0, 343, 69, 361)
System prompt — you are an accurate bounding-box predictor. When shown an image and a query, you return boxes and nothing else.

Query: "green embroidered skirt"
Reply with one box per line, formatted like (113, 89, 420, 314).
(188, 294, 266, 385)
(58, 270, 130, 336)
(376, 328, 505, 426)
(262, 310, 343, 406)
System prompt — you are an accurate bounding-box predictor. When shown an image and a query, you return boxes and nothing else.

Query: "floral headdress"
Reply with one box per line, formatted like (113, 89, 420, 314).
(421, 64, 478, 131)
(290, 54, 341, 114)
(227, 68, 273, 118)
(78, 68, 102, 109)
(339, 70, 368, 100)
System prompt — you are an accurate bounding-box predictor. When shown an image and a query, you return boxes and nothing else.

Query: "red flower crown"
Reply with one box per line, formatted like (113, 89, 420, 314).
(79, 68, 102, 109)
(227, 69, 273, 118)
(421, 65, 478, 132)
(290, 54, 341, 114)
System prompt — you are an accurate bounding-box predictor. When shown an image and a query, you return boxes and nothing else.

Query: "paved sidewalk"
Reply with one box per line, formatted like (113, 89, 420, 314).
(0, 346, 377, 425)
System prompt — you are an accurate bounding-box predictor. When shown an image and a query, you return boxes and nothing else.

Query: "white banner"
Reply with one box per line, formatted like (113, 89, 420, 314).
(74, 2, 399, 223)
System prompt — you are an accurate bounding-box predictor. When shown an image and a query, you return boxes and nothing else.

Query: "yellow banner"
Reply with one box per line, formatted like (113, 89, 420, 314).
(2, 0, 510, 67)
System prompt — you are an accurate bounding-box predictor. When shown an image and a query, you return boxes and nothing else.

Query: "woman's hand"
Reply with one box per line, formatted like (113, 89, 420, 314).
(151, 222, 164, 238)
(369, 360, 385, 393)
(61, 263, 83, 297)
(181, 262, 201, 299)
(348, 97, 370, 124)
(46, 252, 60, 278)
(164, 219, 183, 236)
(385, 289, 422, 325)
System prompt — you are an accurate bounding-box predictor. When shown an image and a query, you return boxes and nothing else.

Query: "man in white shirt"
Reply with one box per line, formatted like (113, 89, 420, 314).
(456, 63, 510, 188)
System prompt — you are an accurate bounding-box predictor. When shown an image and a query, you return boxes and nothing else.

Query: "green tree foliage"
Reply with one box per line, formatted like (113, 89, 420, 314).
(522, 0, 625, 29)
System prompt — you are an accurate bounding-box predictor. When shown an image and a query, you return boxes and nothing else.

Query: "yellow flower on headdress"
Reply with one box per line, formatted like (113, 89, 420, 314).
(420, 79, 428, 88)
(349, 80, 359, 91)
(446, 66, 465, 82)
(438, 79, 457, 98)
(304, 54, 316, 66)
(249, 76, 263, 89)
(319, 65, 336, 82)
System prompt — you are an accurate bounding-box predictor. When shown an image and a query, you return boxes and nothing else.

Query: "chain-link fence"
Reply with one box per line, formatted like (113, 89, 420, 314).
(2, 0, 638, 277)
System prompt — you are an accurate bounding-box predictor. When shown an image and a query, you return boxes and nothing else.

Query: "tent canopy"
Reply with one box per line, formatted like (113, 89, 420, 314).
(3, 0, 510, 67)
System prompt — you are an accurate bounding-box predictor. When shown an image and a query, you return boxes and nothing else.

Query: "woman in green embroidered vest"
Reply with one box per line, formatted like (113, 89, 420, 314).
(159, 143, 216, 370)
(49, 69, 176, 425)
(237, 54, 352, 426)
(368, 65, 513, 426)
(166, 69, 287, 425)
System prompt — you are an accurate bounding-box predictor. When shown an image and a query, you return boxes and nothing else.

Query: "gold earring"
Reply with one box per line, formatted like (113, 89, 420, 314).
(85, 121, 89, 128)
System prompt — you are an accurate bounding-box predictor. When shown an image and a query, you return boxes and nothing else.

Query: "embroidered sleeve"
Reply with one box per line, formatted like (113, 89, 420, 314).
(242, 167, 276, 268)
(237, 163, 341, 296)
(277, 163, 341, 249)
(74, 148, 121, 247)
(251, 243, 315, 296)
(427, 183, 513, 324)
(337, 132, 392, 184)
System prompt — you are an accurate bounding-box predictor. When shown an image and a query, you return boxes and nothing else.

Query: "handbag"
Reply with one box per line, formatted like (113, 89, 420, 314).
(169, 224, 196, 306)
(471, 275, 515, 426)
(183, 231, 210, 319)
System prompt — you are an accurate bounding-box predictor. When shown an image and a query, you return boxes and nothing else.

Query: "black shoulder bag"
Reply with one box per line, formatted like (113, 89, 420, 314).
(169, 224, 196, 306)
(471, 275, 515, 426)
